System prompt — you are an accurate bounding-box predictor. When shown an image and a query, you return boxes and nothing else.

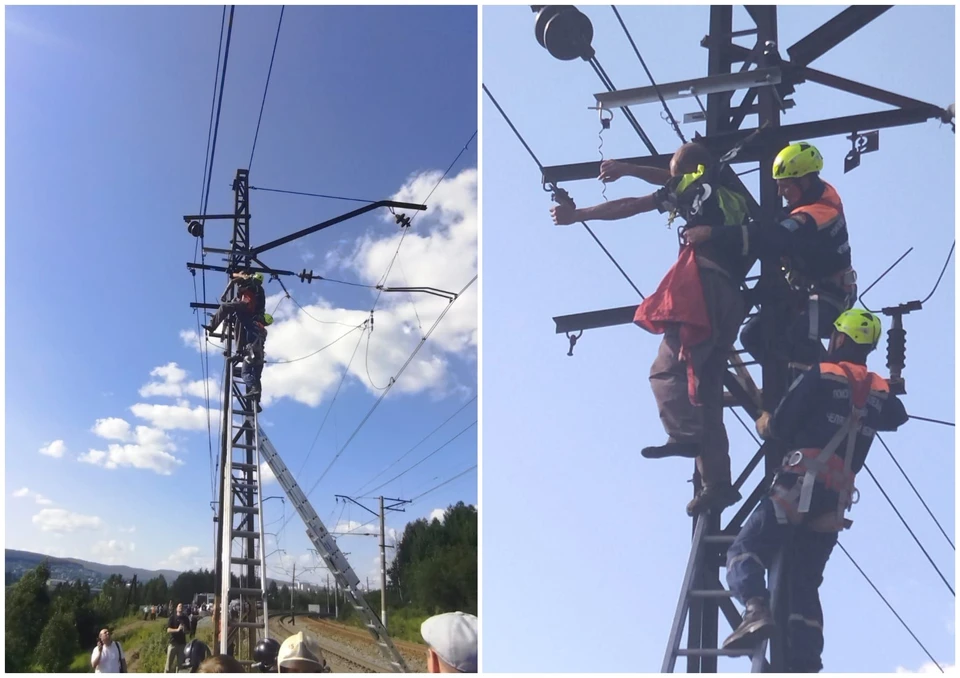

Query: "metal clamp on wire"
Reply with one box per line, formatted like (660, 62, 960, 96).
(566, 330, 583, 356)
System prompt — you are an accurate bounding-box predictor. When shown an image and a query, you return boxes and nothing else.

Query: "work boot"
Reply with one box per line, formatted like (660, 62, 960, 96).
(641, 442, 700, 459)
(686, 484, 741, 516)
(722, 597, 775, 650)
(245, 387, 261, 399)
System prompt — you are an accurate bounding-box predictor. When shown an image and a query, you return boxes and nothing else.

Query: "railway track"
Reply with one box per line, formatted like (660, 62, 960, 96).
(305, 617, 426, 655)
(271, 614, 391, 673)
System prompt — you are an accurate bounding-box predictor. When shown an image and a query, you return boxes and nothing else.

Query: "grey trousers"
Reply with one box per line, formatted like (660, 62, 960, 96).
(649, 266, 746, 488)
(164, 643, 185, 673)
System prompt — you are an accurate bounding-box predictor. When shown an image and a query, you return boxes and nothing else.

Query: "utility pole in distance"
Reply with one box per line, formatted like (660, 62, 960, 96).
(334, 494, 410, 629)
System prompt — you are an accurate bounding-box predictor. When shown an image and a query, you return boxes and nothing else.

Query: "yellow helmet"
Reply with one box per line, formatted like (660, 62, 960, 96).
(833, 309, 882, 348)
(772, 142, 823, 180)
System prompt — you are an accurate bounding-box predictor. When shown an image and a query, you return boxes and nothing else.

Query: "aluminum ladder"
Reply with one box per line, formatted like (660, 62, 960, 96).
(218, 360, 270, 665)
(259, 429, 410, 672)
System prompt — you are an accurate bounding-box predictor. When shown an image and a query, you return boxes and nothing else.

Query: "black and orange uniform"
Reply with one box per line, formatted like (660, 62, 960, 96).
(725, 361, 907, 671)
(708, 178, 857, 364)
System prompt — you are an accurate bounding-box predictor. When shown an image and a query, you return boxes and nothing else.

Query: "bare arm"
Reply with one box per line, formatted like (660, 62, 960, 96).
(599, 160, 671, 186)
(575, 195, 658, 222)
(624, 165, 672, 186)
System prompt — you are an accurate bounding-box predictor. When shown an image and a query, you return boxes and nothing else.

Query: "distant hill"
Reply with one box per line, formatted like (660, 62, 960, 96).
(5, 549, 180, 587)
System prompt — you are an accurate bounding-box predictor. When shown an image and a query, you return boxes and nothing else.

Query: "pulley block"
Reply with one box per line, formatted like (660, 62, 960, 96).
(533, 6, 595, 61)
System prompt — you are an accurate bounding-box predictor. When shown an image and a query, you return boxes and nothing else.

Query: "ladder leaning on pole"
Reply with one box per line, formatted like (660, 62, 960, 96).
(218, 357, 270, 665)
(259, 430, 410, 672)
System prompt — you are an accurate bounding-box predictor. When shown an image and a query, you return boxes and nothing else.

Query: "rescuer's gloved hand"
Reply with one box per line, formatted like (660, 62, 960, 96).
(755, 411, 774, 440)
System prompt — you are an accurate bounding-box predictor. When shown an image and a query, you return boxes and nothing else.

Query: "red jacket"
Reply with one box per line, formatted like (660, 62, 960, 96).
(634, 246, 711, 405)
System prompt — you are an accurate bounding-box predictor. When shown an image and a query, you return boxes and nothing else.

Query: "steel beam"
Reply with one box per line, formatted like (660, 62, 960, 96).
(797, 66, 936, 110)
(594, 67, 782, 110)
(552, 305, 637, 334)
(542, 104, 945, 183)
(187, 262, 298, 277)
(787, 6, 892, 67)
(183, 213, 240, 222)
(250, 200, 425, 256)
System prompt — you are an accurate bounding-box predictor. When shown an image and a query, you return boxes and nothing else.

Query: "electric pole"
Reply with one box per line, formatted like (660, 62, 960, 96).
(333, 494, 410, 629)
(183, 167, 426, 659)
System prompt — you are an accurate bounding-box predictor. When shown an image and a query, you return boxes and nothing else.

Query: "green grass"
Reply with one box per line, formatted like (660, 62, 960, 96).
(341, 605, 429, 644)
(67, 614, 143, 673)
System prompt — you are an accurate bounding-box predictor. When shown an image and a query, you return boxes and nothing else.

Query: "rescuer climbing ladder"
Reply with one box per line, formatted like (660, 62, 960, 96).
(259, 429, 410, 672)
(218, 350, 271, 664)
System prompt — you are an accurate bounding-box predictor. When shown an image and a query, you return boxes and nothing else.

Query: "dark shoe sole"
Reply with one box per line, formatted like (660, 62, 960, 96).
(641, 443, 700, 459)
(722, 618, 776, 651)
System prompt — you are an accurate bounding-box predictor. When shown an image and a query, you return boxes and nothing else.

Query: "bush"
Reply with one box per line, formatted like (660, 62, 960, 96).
(35, 603, 79, 672)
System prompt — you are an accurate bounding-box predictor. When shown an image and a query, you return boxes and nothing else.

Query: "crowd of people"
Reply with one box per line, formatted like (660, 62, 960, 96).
(91, 608, 478, 673)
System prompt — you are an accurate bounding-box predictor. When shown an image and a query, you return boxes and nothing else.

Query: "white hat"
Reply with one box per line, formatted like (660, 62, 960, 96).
(277, 631, 326, 671)
(420, 612, 478, 673)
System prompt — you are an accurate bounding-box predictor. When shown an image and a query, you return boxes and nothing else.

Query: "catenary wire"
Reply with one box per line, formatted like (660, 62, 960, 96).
(483, 83, 645, 299)
(248, 5, 285, 174)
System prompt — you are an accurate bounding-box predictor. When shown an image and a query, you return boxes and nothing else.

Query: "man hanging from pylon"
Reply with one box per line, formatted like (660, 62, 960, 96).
(722, 309, 907, 671)
(204, 271, 266, 340)
(685, 141, 858, 371)
(551, 142, 754, 516)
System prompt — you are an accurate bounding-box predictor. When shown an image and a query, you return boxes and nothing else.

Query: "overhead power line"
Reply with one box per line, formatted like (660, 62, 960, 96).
(610, 5, 685, 143)
(248, 5, 285, 174)
(365, 420, 478, 497)
(837, 542, 944, 672)
(483, 83, 644, 299)
(908, 415, 954, 427)
(409, 465, 477, 504)
(250, 185, 378, 204)
(354, 394, 478, 495)
(278, 274, 478, 537)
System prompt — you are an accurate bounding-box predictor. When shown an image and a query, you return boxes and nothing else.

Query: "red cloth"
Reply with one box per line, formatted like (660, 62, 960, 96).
(634, 246, 712, 405)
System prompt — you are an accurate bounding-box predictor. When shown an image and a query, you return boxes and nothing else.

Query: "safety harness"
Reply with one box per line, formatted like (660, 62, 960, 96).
(770, 362, 873, 532)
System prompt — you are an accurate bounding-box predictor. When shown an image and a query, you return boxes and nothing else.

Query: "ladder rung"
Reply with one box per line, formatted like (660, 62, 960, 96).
(232, 506, 260, 514)
(232, 409, 255, 417)
(230, 530, 260, 539)
(689, 589, 735, 599)
(230, 557, 261, 566)
(232, 443, 257, 450)
(230, 621, 265, 629)
(676, 648, 754, 657)
(231, 462, 258, 471)
(229, 587, 263, 596)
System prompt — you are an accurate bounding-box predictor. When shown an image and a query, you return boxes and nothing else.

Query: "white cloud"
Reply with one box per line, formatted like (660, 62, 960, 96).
(429, 508, 445, 523)
(91, 540, 136, 565)
(260, 462, 277, 485)
(130, 402, 217, 431)
(92, 417, 133, 441)
(14, 487, 54, 505)
(158, 546, 209, 570)
(33, 509, 103, 533)
(13, 487, 30, 498)
(39, 440, 67, 458)
(34, 494, 53, 506)
(181, 329, 225, 354)
(897, 663, 956, 673)
(139, 362, 217, 401)
(79, 449, 107, 464)
(79, 426, 184, 475)
(118, 526, 137, 534)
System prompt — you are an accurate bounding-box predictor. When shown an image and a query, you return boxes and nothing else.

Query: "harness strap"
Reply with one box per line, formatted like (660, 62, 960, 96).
(808, 294, 819, 342)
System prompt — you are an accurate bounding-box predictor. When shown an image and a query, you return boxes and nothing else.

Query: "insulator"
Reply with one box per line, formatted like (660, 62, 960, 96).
(534, 6, 595, 61)
(886, 327, 906, 372)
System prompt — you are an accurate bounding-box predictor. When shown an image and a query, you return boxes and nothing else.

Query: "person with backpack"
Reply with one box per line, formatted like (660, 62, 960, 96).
(91, 628, 126, 673)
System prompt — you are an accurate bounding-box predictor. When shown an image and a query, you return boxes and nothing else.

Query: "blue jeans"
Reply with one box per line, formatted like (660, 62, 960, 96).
(726, 497, 838, 672)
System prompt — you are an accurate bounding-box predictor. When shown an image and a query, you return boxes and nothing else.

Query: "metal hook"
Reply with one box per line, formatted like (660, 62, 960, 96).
(566, 330, 583, 356)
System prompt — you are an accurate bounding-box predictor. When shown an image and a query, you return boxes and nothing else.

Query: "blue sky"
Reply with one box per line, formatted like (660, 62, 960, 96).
(5, 5, 477, 593)
(483, 5, 954, 674)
